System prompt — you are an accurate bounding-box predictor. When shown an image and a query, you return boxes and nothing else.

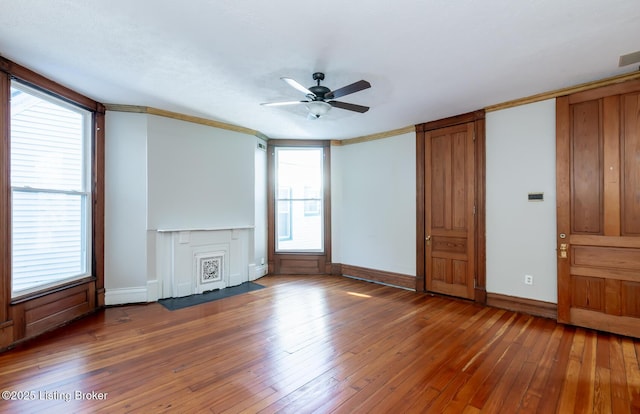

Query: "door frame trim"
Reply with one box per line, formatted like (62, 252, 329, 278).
(555, 95, 571, 323)
(416, 110, 486, 302)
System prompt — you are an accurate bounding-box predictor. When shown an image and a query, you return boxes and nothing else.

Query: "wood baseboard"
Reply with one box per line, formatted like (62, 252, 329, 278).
(340, 264, 415, 290)
(474, 287, 487, 304)
(486, 292, 557, 319)
(0, 320, 14, 349)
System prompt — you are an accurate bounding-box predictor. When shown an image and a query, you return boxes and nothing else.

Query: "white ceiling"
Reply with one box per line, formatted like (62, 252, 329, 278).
(1, 0, 639, 140)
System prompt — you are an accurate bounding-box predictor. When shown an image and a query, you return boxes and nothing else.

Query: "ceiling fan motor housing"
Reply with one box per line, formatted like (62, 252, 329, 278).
(308, 85, 330, 100)
(309, 72, 330, 100)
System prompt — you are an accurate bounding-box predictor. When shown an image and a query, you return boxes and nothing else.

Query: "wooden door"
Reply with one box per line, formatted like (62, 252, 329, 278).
(424, 122, 476, 299)
(557, 80, 640, 338)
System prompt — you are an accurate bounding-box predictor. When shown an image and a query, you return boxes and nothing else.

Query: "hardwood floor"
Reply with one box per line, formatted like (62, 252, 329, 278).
(0, 275, 638, 413)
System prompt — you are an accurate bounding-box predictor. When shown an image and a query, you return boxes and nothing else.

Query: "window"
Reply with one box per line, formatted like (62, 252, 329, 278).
(275, 147, 324, 252)
(267, 140, 330, 275)
(303, 186, 321, 216)
(277, 187, 292, 241)
(10, 81, 91, 296)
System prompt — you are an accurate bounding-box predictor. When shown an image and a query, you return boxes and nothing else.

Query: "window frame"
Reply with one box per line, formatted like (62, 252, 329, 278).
(267, 139, 331, 275)
(274, 146, 325, 253)
(0, 56, 104, 348)
(10, 80, 93, 297)
(277, 186, 293, 242)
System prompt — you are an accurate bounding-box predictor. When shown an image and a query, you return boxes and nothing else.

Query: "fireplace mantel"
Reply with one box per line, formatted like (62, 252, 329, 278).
(156, 225, 254, 233)
(155, 227, 256, 299)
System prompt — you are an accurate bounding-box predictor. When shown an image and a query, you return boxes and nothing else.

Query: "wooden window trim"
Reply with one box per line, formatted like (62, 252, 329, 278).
(0, 56, 104, 349)
(0, 57, 98, 112)
(267, 140, 332, 274)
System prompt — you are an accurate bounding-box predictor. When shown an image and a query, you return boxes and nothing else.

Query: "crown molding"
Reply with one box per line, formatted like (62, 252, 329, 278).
(104, 104, 263, 138)
(334, 125, 416, 146)
(485, 70, 640, 112)
(106, 69, 640, 145)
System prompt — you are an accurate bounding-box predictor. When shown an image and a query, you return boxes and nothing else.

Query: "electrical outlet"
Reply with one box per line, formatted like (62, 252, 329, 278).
(524, 275, 534, 285)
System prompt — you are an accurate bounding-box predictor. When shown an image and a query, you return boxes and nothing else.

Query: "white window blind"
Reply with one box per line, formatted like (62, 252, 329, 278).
(10, 82, 91, 296)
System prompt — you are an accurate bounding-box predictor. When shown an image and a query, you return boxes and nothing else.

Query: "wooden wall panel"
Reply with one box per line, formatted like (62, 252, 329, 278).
(25, 291, 88, 325)
(25, 294, 92, 338)
(603, 96, 621, 236)
(622, 92, 640, 236)
(432, 258, 447, 283)
(570, 100, 603, 234)
(571, 276, 605, 312)
(452, 260, 467, 285)
(12, 282, 95, 340)
(621, 281, 640, 317)
(573, 246, 640, 270)
(605, 279, 622, 316)
(452, 131, 467, 231)
(432, 236, 466, 255)
(275, 257, 325, 275)
(430, 134, 450, 230)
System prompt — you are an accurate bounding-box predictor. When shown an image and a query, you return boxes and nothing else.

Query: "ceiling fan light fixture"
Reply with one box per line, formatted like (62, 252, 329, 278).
(305, 101, 332, 117)
(263, 73, 371, 117)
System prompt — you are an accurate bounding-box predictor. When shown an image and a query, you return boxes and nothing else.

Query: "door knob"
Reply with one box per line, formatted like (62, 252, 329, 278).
(426, 235, 431, 245)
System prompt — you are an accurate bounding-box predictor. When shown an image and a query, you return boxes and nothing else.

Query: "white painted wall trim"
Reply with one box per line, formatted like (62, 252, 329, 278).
(147, 280, 159, 302)
(105, 287, 148, 306)
(251, 264, 268, 280)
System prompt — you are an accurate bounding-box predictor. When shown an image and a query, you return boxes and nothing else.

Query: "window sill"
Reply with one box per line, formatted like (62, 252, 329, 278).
(11, 276, 95, 305)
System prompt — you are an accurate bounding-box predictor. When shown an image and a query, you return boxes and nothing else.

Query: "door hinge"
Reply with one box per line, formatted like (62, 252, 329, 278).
(473, 205, 476, 215)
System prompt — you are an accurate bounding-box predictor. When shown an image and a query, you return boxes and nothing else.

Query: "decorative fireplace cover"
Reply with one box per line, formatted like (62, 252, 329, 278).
(194, 251, 226, 292)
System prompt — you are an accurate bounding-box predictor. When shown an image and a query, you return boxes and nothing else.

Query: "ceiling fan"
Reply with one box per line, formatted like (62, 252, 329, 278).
(261, 72, 371, 118)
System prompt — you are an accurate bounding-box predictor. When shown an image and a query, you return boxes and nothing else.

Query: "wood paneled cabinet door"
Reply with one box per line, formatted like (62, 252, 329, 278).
(556, 80, 640, 338)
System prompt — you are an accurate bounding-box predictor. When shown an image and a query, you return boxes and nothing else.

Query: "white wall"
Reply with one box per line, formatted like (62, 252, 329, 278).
(332, 133, 416, 276)
(105, 112, 264, 304)
(106, 101, 559, 305)
(104, 112, 149, 302)
(332, 102, 557, 305)
(486, 99, 557, 303)
(147, 115, 255, 230)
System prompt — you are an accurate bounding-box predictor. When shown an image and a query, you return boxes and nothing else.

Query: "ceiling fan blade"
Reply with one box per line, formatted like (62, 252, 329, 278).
(328, 100, 370, 113)
(281, 77, 315, 97)
(261, 100, 308, 107)
(325, 80, 371, 99)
